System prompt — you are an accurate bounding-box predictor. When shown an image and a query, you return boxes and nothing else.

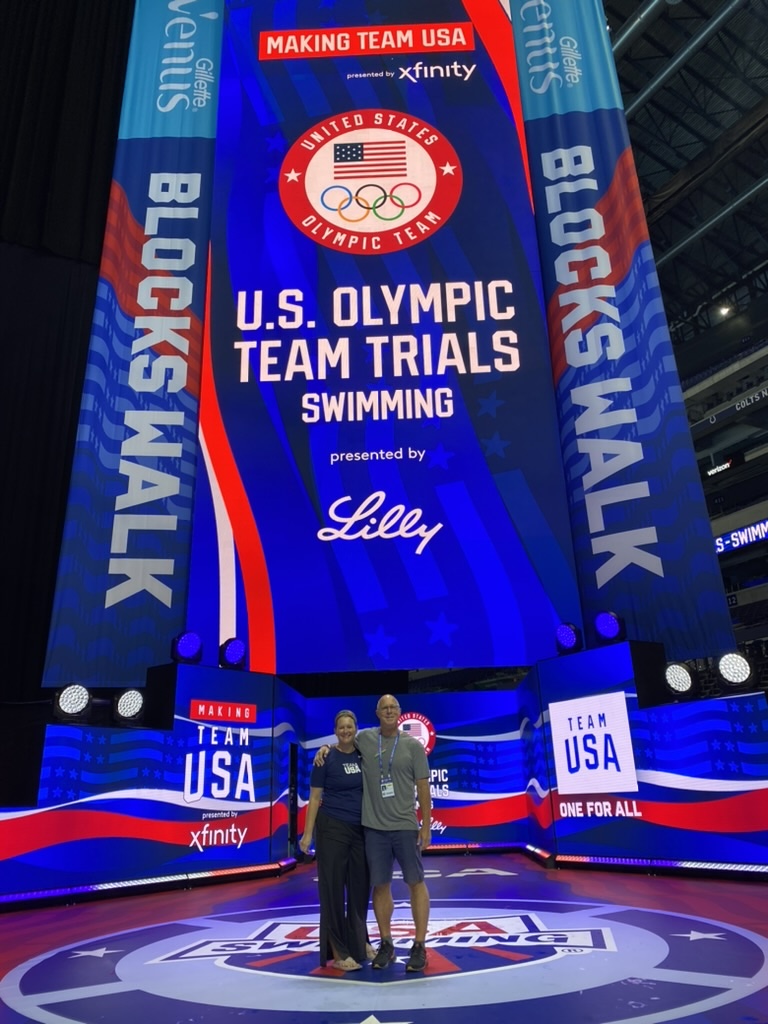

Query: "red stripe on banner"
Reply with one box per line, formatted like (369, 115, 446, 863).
(598, 148, 648, 286)
(200, 258, 277, 671)
(634, 791, 768, 834)
(100, 181, 146, 309)
(549, 148, 648, 385)
(528, 793, 555, 829)
(547, 788, 768, 834)
(0, 804, 284, 861)
(432, 793, 527, 827)
(461, 0, 533, 207)
(100, 180, 203, 399)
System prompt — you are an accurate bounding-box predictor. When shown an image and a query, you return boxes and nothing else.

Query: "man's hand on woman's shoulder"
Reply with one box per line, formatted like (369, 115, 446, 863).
(313, 744, 331, 766)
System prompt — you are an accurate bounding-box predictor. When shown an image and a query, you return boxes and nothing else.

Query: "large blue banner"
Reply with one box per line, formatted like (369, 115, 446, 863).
(537, 645, 768, 866)
(509, 0, 733, 660)
(42, 0, 225, 688)
(186, 0, 581, 674)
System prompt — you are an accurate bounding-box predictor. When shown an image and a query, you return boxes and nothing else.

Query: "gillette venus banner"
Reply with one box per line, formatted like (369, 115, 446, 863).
(184, 0, 581, 675)
(42, 0, 226, 689)
(509, 0, 733, 660)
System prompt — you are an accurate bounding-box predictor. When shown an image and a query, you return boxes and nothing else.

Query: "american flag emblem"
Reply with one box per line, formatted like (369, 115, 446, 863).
(333, 140, 407, 179)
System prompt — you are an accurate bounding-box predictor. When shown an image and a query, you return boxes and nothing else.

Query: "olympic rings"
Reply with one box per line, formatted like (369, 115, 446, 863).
(370, 192, 406, 221)
(389, 182, 422, 209)
(320, 185, 353, 211)
(319, 181, 422, 222)
(338, 191, 372, 223)
(355, 183, 388, 208)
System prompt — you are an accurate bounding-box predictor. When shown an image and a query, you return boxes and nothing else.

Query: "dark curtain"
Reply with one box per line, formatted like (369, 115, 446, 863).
(0, 1, 135, 702)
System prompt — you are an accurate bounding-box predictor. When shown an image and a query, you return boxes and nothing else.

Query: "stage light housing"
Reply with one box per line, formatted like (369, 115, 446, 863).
(114, 689, 144, 723)
(219, 637, 247, 670)
(555, 622, 583, 654)
(717, 652, 752, 686)
(594, 611, 626, 644)
(664, 662, 694, 696)
(171, 631, 203, 664)
(54, 684, 91, 721)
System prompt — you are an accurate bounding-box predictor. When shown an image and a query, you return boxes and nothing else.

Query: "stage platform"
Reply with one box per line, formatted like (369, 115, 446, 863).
(2, 852, 768, 1024)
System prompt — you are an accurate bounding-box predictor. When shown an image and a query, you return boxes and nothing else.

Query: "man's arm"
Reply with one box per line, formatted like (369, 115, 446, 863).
(313, 745, 330, 767)
(415, 777, 432, 850)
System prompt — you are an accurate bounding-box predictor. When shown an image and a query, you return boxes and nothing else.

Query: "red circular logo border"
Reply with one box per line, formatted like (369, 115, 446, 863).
(279, 108, 463, 255)
(398, 711, 437, 755)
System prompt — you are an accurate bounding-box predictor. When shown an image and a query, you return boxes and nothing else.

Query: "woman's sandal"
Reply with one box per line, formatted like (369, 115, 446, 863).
(333, 956, 362, 971)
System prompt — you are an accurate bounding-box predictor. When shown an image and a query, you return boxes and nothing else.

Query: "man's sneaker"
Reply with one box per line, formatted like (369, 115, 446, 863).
(405, 941, 427, 973)
(371, 939, 396, 968)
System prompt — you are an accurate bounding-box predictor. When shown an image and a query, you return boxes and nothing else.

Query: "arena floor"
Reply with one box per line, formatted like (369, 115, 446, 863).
(2, 852, 768, 1023)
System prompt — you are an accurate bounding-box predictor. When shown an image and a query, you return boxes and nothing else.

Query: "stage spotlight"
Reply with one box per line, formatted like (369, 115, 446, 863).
(219, 637, 247, 670)
(114, 688, 144, 724)
(555, 623, 583, 654)
(54, 684, 91, 721)
(664, 662, 695, 696)
(594, 610, 626, 644)
(717, 652, 752, 686)
(171, 630, 203, 664)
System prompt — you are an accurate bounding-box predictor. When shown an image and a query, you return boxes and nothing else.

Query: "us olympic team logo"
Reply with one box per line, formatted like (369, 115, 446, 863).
(398, 710, 437, 754)
(279, 108, 463, 255)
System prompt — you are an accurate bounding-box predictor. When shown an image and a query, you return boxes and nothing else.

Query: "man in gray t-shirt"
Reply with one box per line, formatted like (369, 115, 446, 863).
(359, 694, 431, 973)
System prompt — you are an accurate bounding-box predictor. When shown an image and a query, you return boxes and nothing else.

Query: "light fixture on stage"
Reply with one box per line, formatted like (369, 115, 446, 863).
(219, 637, 247, 670)
(54, 684, 92, 721)
(171, 631, 203, 664)
(664, 662, 696, 698)
(114, 689, 145, 724)
(555, 622, 583, 654)
(717, 652, 752, 686)
(594, 610, 626, 644)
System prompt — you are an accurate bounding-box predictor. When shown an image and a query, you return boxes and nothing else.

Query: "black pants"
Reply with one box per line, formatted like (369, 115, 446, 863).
(315, 810, 370, 964)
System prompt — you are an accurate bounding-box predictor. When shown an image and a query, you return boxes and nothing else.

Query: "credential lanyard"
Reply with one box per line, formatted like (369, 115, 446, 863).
(378, 729, 399, 781)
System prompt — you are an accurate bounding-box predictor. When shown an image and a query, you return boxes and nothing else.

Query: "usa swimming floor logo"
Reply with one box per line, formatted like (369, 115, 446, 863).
(4, 894, 768, 1023)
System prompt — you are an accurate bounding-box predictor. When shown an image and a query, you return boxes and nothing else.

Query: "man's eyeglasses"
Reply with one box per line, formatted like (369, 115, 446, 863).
(379, 705, 400, 712)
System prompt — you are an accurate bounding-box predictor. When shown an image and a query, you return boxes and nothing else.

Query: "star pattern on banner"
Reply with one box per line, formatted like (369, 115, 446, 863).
(265, 133, 285, 154)
(426, 612, 459, 646)
(482, 432, 511, 458)
(478, 391, 504, 418)
(427, 443, 455, 469)
(365, 625, 396, 659)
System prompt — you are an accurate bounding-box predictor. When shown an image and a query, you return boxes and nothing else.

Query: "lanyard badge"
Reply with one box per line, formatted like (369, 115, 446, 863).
(378, 730, 399, 798)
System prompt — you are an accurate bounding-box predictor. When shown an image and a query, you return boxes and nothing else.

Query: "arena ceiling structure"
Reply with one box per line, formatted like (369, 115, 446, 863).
(604, 0, 768, 372)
